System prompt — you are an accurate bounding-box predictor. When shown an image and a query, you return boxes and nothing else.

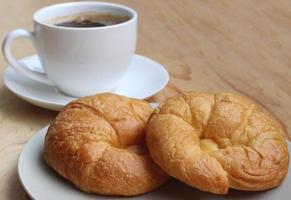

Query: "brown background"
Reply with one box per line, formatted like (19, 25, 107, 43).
(0, 0, 291, 199)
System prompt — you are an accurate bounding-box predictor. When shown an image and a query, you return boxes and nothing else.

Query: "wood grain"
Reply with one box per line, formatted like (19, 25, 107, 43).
(0, 0, 291, 199)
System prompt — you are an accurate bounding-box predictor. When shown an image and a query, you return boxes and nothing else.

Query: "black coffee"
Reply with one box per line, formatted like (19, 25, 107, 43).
(48, 13, 130, 28)
(56, 20, 107, 28)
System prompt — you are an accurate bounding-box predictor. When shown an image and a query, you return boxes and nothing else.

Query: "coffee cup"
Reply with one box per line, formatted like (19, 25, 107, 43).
(2, 2, 137, 97)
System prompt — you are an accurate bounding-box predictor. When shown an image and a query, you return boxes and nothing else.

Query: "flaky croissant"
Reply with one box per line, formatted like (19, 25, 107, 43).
(146, 91, 289, 194)
(44, 93, 169, 196)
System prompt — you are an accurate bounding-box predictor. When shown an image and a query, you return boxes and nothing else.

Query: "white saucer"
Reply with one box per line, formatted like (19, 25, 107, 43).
(4, 54, 169, 111)
(19, 126, 291, 200)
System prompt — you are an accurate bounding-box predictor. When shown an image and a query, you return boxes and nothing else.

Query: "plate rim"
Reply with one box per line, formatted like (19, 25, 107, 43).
(17, 126, 48, 200)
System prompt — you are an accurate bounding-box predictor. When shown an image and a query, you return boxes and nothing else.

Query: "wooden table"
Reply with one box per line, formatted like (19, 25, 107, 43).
(0, 0, 291, 199)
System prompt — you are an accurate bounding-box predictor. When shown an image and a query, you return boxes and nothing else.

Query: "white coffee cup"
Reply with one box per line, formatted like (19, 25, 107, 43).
(2, 2, 137, 97)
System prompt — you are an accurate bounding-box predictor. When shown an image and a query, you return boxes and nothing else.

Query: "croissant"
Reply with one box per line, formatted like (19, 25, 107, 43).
(44, 93, 169, 196)
(146, 91, 289, 194)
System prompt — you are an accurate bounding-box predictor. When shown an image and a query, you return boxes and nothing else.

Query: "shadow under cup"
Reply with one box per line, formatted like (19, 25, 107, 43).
(33, 2, 137, 97)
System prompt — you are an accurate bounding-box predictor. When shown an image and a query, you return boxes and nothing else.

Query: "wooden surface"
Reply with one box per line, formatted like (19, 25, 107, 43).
(0, 0, 291, 199)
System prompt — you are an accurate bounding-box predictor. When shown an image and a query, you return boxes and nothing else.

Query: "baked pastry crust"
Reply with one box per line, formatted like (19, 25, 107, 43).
(146, 91, 289, 194)
(44, 93, 169, 196)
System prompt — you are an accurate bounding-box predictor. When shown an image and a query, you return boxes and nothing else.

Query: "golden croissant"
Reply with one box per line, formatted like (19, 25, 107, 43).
(146, 91, 289, 194)
(44, 93, 169, 196)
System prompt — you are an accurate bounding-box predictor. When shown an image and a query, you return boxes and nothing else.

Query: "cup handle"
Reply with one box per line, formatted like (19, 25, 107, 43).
(2, 29, 54, 85)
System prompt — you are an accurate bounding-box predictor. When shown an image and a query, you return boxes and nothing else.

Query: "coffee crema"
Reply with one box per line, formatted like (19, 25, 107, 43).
(46, 12, 130, 28)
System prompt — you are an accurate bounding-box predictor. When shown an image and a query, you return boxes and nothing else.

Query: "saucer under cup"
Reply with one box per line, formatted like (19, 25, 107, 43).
(4, 54, 169, 110)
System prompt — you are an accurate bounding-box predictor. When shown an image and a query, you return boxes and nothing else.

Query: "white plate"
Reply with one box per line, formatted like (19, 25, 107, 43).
(18, 126, 291, 200)
(4, 54, 169, 111)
